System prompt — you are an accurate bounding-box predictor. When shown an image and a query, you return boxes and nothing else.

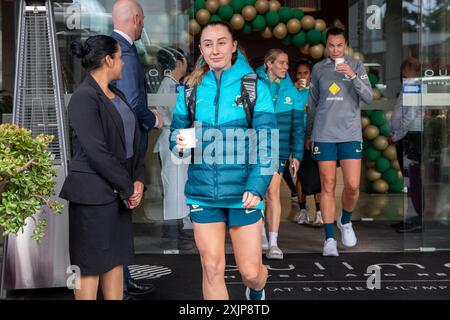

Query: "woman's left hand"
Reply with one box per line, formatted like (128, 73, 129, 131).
(291, 158, 300, 177)
(335, 63, 356, 78)
(129, 181, 144, 207)
(242, 192, 261, 208)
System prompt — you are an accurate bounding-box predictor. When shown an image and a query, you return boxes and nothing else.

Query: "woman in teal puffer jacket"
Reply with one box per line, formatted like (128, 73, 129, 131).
(169, 21, 277, 300)
(256, 49, 306, 260)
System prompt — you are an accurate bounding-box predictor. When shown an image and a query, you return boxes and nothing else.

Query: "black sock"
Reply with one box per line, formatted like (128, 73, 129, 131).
(299, 202, 306, 210)
(315, 202, 320, 211)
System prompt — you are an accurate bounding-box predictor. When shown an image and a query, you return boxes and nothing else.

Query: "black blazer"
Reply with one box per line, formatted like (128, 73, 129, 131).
(59, 74, 145, 205)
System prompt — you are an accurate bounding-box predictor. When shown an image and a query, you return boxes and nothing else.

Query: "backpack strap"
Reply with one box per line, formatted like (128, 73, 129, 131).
(241, 73, 258, 128)
(184, 84, 197, 127)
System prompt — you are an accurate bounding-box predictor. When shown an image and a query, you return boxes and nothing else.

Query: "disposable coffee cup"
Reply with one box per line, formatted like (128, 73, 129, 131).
(179, 128, 196, 149)
(335, 57, 345, 70)
(299, 79, 307, 88)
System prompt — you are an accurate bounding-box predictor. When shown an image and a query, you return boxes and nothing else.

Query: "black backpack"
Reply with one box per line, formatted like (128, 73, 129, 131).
(184, 73, 258, 128)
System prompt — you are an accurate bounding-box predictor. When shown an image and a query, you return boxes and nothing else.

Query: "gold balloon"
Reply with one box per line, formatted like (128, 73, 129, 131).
(373, 195, 390, 209)
(315, 19, 326, 32)
(196, 9, 210, 25)
(260, 26, 273, 39)
(366, 168, 382, 181)
(373, 88, 382, 100)
(299, 44, 310, 55)
(242, 5, 257, 21)
(361, 116, 370, 129)
(301, 15, 315, 30)
(273, 23, 287, 39)
(269, 0, 281, 12)
(230, 14, 245, 30)
(353, 51, 365, 61)
(398, 171, 403, 180)
(310, 44, 324, 59)
(364, 125, 379, 140)
(385, 111, 393, 122)
(287, 18, 301, 34)
(373, 136, 389, 151)
(255, 0, 269, 14)
(206, 0, 220, 14)
(391, 160, 401, 171)
(367, 206, 382, 216)
(373, 179, 389, 193)
(347, 47, 354, 57)
(383, 145, 397, 161)
(189, 19, 201, 35)
(367, 160, 375, 168)
(219, 0, 230, 4)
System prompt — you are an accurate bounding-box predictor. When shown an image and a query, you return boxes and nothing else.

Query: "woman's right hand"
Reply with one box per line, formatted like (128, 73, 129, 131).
(305, 139, 312, 150)
(176, 134, 187, 152)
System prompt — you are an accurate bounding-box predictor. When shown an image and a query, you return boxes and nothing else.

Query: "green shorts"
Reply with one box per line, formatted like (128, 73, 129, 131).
(312, 141, 363, 161)
(189, 204, 264, 227)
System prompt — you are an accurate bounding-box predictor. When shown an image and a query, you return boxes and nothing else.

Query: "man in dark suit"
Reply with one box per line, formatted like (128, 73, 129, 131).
(111, 0, 161, 299)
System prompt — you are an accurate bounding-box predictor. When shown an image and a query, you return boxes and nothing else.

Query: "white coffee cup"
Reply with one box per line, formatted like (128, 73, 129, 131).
(179, 128, 196, 149)
(335, 57, 345, 70)
(299, 79, 307, 88)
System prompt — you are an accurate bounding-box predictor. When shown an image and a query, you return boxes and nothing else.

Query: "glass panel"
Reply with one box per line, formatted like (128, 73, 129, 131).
(419, 0, 450, 250)
(52, 0, 193, 252)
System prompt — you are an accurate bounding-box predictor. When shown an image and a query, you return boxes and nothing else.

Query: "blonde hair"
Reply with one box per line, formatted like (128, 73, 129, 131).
(264, 48, 286, 72)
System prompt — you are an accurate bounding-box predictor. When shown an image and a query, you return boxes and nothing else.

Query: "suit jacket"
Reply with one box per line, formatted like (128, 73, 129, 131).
(110, 31, 156, 155)
(59, 74, 145, 205)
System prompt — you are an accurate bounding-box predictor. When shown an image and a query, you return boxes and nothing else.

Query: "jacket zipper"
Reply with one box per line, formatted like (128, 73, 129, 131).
(213, 73, 222, 200)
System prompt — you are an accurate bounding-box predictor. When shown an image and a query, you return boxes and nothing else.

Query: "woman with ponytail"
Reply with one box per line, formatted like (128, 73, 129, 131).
(60, 35, 145, 300)
(170, 21, 277, 300)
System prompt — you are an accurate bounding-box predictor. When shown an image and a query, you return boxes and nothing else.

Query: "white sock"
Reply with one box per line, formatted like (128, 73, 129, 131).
(269, 232, 278, 247)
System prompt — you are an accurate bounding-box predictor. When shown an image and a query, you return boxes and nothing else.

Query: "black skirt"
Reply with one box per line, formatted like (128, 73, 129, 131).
(69, 198, 134, 275)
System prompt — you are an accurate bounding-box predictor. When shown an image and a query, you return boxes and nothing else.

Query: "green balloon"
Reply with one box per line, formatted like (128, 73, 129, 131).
(362, 110, 374, 117)
(363, 139, 372, 150)
(307, 29, 322, 45)
(389, 180, 404, 193)
(244, 0, 256, 5)
(188, 8, 195, 19)
(231, 0, 245, 13)
(322, 31, 327, 44)
(379, 124, 391, 137)
(375, 156, 391, 173)
(194, 0, 206, 11)
(292, 31, 306, 47)
(369, 73, 378, 88)
(291, 9, 304, 20)
(382, 168, 399, 184)
(242, 22, 253, 34)
(370, 110, 386, 127)
(367, 147, 381, 161)
(265, 11, 280, 28)
(281, 34, 292, 46)
(210, 14, 222, 22)
(278, 7, 293, 23)
(252, 15, 266, 31)
(218, 5, 234, 21)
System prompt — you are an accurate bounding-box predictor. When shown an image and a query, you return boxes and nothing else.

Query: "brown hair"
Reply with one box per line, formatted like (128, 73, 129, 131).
(264, 48, 286, 72)
(186, 21, 238, 87)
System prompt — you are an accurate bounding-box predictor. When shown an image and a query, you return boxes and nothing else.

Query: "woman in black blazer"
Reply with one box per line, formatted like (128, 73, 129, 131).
(59, 35, 144, 300)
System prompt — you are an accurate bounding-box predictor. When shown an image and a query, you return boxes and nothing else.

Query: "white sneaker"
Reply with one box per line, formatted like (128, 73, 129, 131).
(312, 211, 324, 227)
(337, 216, 357, 247)
(245, 287, 266, 300)
(297, 209, 309, 225)
(262, 233, 269, 251)
(265, 245, 283, 260)
(323, 238, 339, 256)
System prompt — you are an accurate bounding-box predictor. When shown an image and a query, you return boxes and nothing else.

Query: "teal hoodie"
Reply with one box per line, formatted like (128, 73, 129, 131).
(169, 52, 277, 209)
(256, 66, 306, 162)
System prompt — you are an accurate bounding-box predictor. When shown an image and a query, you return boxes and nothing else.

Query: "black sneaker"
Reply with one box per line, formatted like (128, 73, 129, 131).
(390, 221, 404, 228)
(127, 278, 156, 296)
(396, 223, 423, 233)
(123, 291, 138, 300)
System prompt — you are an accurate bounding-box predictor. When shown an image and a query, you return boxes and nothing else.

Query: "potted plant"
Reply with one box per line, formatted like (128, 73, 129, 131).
(0, 124, 63, 242)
